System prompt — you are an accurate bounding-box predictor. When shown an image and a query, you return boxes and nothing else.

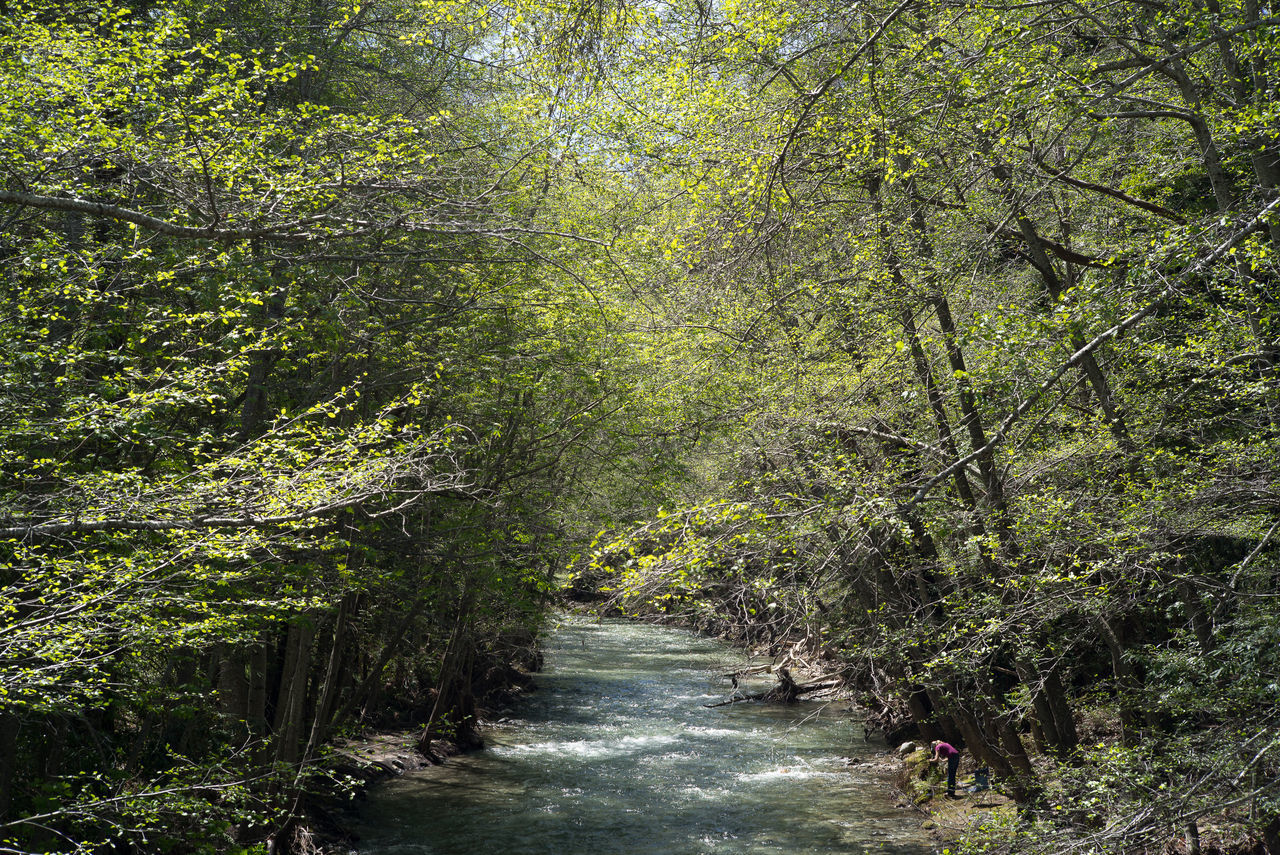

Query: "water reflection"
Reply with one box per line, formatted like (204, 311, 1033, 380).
(352, 616, 933, 855)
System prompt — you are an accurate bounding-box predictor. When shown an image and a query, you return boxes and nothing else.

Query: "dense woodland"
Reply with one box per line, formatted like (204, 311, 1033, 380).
(1, 0, 1278, 852)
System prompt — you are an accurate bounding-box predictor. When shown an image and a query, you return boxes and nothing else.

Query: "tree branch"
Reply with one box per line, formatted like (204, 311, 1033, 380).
(1034, 162, 1186, 223)
(0, 189, 316, 242)
(0, 190, 608, 247)
(0, 475, 471, 539)
(996, 227, 1108, 267)
(906, 197, 1280, 508)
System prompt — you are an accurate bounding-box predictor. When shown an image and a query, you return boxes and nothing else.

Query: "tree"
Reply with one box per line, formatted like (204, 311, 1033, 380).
(574, 0, 1280, 844)
(0, 0, 674, 848)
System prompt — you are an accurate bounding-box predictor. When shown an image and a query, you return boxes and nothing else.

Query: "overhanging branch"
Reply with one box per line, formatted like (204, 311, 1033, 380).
(0, 476, 472, 539)
(906, 197, 1280, 508)
(0, 190, 607, 247)
(0, 189, 319, 242)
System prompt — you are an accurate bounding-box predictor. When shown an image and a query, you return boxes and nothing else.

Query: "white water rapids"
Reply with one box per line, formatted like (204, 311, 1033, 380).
(350, 615, 937, 855)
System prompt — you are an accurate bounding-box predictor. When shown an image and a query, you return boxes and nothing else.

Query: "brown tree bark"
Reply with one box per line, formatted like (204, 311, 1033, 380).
(1016, 657, 1063, 755)
(304, 592, 357, 759)
(1262, 814, 1280, 855)
(987, 162, 1137, 455)
(905, 688, 946, 744)
(248, 642, 269, 735)
(217, 643, 251, 730)
(1042, 665, 1079, 756)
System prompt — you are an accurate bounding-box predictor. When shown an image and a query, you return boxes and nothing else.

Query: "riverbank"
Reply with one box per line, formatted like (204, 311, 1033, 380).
(310, 706, 964, 854)
(334, 615, 938, 854)
(589, 607, 1016, 848)
(301, 715, 537, 852)
(291, 635, 543, 854)
(310, 609, 993, 855)
(888, 744, 1016, 847)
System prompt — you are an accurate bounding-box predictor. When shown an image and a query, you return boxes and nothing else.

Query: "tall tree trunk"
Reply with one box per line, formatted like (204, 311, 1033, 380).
(1262, 814, 1280, 855)
(217, 643, 251, 732)
(868, 172, 997, 574)
(1094, 614, 1143, 747)
(1015, 654, 1078, 759)
(421, 609, 477, 751)
(905, 688, 946, 744)
(1186, 820, 1202, 855)
(943, 700, 1011, 777)
(993, 711, 1035, 778)
(273, 617, 315, 767)
(1042, 665, 1078, 756)
(0, 711, 18, 819)
(899, 168, 1019, 555)
(248, 641, 269, 735)
(304, 592, 356, 759)
(1016, 657, 1063, 755)
(987, 162, 1137, 454)
(1180, 579, 1216, 653)
(238, 281, 287, 442)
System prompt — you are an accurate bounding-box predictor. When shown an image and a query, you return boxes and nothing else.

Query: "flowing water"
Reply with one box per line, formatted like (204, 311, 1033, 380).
(351, 615, 935, 855)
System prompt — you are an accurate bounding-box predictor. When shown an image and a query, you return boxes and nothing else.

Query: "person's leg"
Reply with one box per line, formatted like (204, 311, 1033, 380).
(947, 754, 959, 796)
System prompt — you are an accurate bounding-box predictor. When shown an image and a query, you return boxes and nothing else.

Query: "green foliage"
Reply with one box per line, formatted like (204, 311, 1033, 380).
(0, 0, 681, 848)
(567, 0, 1280, 848)
(4, 0, 1280, 850)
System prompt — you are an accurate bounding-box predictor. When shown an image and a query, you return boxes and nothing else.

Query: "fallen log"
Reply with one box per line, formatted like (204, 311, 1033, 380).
(704, 668, 844, 707)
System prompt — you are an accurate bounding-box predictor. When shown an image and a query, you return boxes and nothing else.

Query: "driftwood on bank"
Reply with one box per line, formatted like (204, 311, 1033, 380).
(704, 667, 843, 707)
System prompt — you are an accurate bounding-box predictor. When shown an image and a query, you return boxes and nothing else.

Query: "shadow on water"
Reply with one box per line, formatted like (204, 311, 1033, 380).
(351, 616, 935, 855)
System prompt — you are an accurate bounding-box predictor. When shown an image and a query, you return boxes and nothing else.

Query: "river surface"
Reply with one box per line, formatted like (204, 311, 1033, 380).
(351, 615, 934, 855)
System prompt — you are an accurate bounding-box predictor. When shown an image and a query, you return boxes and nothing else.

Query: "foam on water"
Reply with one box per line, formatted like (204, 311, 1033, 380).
(495, 733, 681, 760)
(351, 615, 935, 855)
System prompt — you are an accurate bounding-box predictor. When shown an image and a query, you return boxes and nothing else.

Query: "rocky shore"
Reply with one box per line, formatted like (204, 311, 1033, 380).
(888, 742, 1016, 845)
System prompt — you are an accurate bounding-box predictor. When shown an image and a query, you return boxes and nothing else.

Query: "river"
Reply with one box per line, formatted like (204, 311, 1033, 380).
(350, 614, 935, 854)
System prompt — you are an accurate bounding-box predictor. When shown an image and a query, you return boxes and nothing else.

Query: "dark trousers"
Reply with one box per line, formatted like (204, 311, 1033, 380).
(946, 754, 960, 796)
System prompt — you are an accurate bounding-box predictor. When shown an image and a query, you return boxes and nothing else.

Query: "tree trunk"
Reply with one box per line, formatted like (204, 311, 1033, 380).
(238, 281, 287, 442)
(945, 702, 1009, 776)
(304, 593, 356, 759)
(248, 641, 269, 735)
(905, 688, 945, 744)
(868, 172, 998, 577)
(1015, 655, 1078, 758)
(994, 712, 1035, 778)
(0, 711, 18, 819)
(894, 164, 1017, 551)
(1094, 614, 1143, 746)
(217, 643, 251, 731)
(1262, 814, 1280, 855)
(987, 162, 1137, 454)
(273, 617, 315, 767)
(1180, 580, 1216, 653)
(422, 625, 471, 748)
(1042, 665, 1079, 756)
(1016, 657, 1063, 755)
(1186, 820, 1202, 855)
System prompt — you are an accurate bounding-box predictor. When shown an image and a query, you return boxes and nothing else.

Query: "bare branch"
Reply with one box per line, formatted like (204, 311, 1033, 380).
(0, 190, 608, 247)
(1034, 162, 1186, 223)
(0, 189, 320, 242)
